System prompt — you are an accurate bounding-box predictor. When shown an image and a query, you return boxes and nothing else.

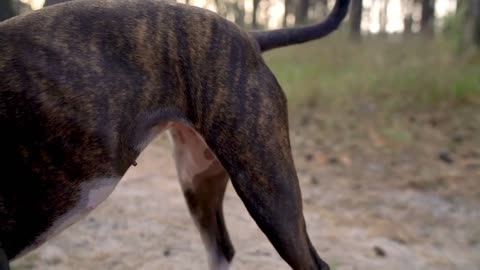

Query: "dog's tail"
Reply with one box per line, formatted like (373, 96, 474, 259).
(251, 0, 350, 52)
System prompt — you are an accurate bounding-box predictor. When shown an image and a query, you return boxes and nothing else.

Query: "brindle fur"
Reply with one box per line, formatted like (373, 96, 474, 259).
(0, 0, 349, 269)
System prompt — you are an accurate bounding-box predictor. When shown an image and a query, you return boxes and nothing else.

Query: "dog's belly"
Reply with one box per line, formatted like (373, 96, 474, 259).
(15, 177, 120, 259)
(4, 121, 172, 259)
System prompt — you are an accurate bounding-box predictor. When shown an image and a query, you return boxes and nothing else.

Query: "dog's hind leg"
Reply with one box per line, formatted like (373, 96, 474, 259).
(0, 244, 10, 270)
(169, 124, 234, 270)
(196, 71, 330, 269)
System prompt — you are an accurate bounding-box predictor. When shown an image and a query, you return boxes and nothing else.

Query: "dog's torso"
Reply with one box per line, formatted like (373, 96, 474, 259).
(0, 0, 266, 259)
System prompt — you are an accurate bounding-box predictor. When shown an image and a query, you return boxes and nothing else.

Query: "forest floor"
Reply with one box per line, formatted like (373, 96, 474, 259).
(11, 102, 480, 270)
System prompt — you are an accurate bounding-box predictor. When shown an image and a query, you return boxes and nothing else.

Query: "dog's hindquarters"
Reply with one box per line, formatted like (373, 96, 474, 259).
(191, 62, 330, 269)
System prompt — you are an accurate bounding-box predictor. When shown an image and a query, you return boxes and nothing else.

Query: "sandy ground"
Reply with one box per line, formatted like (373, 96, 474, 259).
(11, 110, 480, 269)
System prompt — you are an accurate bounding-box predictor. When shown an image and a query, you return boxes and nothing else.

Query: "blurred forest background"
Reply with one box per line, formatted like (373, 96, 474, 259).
(2, 0, 480, 269)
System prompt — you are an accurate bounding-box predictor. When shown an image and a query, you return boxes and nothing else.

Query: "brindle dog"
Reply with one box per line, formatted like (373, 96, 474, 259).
(0, 0, 349, 269)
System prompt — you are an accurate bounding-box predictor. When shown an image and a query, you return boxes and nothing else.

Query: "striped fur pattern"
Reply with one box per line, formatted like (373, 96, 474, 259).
(0, 0, 349, 269)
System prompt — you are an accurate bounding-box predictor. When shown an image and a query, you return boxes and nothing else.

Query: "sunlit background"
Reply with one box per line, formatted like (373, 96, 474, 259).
(20, 0, 457, 32)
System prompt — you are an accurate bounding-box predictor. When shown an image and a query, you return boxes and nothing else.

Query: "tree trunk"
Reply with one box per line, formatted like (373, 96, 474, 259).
(379, 0, 389, 34)
(214, 0, 226, 17)
(473, 0, 480, 46)
(350, 0, 362, 39)
(420, 0, 435, 35)
(319, 0, 328, 17)
(0, 0, 16, 21)
(456, 0, 463, 14)
(463, 0, 480, 47)
(234, 0, 245, 26)
(283, 0, 291, 27)
(403, 14, 413, 35)
(295, 0, 310, 25)
(448, 0, 480, 51)
(252, 0, 260, 28)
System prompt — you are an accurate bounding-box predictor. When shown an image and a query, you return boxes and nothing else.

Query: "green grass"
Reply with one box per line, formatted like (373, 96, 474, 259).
(263, 32, 480, 112)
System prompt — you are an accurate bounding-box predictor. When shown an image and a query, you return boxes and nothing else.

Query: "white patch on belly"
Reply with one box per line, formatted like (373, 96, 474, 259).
(15, 177, 120, 259)
(85, 179, 119, 209)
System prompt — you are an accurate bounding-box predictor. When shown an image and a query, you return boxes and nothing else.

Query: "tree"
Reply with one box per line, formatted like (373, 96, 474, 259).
(402, 0, 414, 35)
(456, 0, 464, 14)
(295, 0, 310, 25)
(0, 0, 16, 21)
(319, 0, 328, 17)
(350, 0, 362, 39)
(420, 0, 435, 35)
(379, 0, 389, 34)
(462, 0, 480, 47)
(233, 0, 245, 26)
(283, 0, 292, 27)
(252, 0, 260, 28)
(471, 0, 480, 46)
(214, 0, 227, 17)
(403, 14, 413, 35)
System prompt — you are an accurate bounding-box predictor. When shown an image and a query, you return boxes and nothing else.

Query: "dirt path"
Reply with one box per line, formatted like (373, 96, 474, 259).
(12, 129, 480, 270)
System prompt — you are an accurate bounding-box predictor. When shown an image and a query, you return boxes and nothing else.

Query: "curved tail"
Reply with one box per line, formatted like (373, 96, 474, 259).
(251, 0, 350, 52)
